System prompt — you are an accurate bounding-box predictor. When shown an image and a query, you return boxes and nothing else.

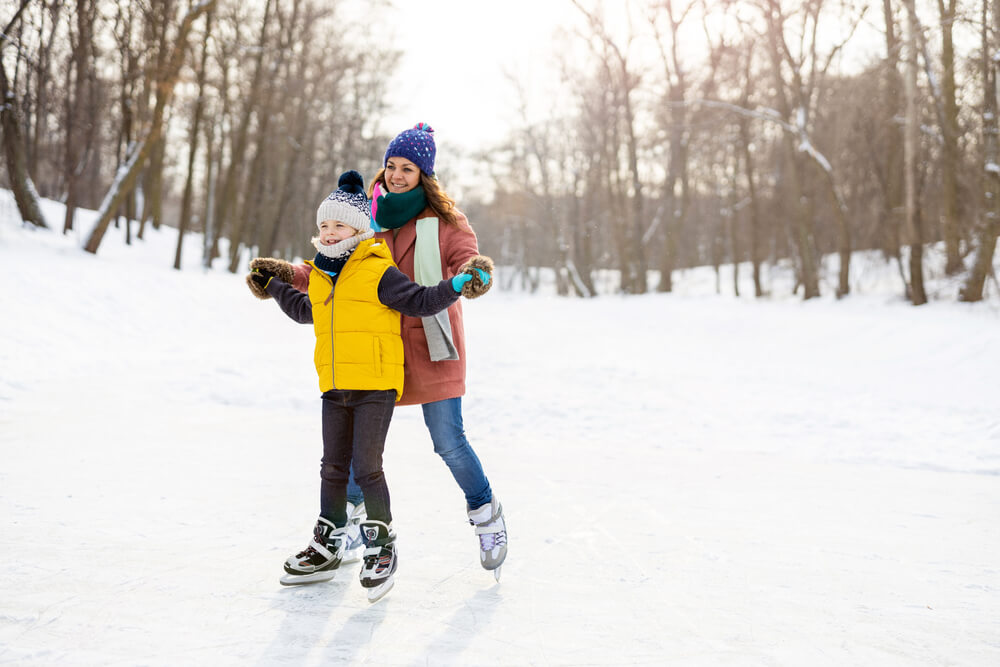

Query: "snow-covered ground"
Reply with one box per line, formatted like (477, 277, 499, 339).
(1, 192, 999, 666)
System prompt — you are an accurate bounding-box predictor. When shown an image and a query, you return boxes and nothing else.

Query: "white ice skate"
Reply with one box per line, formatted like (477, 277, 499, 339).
(468, 497, 507, 582)
(341, 501, 367, 565)
(279, 517, 348, 586)
(358, 520, 397, 603)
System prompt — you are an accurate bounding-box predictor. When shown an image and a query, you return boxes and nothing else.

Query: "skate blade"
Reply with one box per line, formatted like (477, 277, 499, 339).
(365, 576, 395, 603)
(493, 566, 502, 582)
(279, 570, 337, 586)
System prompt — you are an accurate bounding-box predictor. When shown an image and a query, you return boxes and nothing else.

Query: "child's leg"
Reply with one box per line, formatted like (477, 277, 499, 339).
(319, 390, 355, 527)
(346, 389, 397, 524)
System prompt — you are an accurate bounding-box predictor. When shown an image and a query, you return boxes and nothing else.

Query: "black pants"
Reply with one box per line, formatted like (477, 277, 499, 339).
(319, 389, 396, 527)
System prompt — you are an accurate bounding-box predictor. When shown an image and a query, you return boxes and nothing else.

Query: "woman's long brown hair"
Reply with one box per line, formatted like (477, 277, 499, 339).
(369, 167, 460, 227)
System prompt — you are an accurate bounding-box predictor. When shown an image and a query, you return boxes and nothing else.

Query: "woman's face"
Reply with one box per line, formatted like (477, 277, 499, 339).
(384, 157, 421, 193)
(318, 220, 357, 245)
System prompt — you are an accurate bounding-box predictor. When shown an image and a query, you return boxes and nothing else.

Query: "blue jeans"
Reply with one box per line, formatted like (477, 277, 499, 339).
(346, 464, 363, 507)
(422, 397, 492, 510)
(319, 389, 396, 527)
(341, 397, 493, 512)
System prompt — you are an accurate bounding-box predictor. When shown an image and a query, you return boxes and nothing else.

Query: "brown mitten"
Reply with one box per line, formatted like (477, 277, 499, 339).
(246, 272, 270, 300)
(457, 255, 494, 299)
(246, 257, 295, 300)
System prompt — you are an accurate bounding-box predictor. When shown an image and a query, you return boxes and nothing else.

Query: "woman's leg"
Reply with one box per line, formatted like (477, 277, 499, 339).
(346, 463, 364, 507)
(421, 397, 492, 510)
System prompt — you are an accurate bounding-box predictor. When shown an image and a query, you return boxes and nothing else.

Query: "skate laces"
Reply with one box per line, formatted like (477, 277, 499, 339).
(298, 532, 342, 561)
(469, 503, 506, 551)
(363, 547, 387, 570)
(478, 526, 507, 551)
(295, 545, 320, 561)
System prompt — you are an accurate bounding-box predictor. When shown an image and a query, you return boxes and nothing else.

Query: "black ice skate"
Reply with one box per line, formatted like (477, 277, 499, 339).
(358, 520, 397, 603)
(279, 517, 348, 586)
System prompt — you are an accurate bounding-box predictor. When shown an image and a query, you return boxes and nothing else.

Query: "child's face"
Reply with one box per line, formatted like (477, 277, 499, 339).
(384, 157, 421, 193)
(318, 220, 358, 245)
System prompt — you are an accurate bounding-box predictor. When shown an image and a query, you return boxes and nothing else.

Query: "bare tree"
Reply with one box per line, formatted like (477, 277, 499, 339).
(937, 0, 963, 274)
(961, 0, 1000, 301)
(173, 5, 213, 270)
(110, 0, 142, 243)
(649, 0, 696, 293)
(84, 0, 217, 254)
(27, 1, 63, 188)
(0, 0, 47, 228)
(903, 0, 928, 304)
(755, 0, 864, 299)
(138, 0, 179, 239)
(871, 0, 908, 294)
(207, 0, 273, 268)
(573, 0, 648, 293)
(226, 0, 296, 272)
(62, 0, 97, 234)
(260, 9, 320, 260)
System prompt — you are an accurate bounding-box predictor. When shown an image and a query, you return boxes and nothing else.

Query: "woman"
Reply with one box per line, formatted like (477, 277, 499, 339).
(250, 123, 507, 578)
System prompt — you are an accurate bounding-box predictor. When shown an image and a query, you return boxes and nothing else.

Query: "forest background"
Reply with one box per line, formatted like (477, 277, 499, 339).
(2, 0, 999, 305)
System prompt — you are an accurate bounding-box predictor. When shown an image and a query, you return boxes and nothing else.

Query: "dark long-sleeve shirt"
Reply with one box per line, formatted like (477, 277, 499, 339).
(265, 266, 460, 325)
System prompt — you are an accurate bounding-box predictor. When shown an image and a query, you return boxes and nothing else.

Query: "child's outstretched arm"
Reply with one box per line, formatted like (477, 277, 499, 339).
(252, 271, 313, 324)
(377, 267, 466, 318)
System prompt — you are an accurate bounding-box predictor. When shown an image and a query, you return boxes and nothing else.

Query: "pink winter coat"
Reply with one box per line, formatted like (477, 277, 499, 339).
(291, 208, 479, 406)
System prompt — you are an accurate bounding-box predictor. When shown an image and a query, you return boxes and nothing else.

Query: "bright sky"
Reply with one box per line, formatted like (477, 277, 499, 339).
(376, 0, 579, 166)
(370, 0, 895, 198)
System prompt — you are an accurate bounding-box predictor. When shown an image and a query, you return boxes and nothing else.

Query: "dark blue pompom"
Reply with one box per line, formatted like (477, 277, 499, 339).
(338, 169, 365, 195)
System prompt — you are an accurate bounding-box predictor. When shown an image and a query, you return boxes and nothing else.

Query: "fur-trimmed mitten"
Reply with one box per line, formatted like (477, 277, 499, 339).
(246, 257, 295, 300)
(456, 255, 494, 299)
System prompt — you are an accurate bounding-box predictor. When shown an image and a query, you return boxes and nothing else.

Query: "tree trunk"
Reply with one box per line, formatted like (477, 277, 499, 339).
(201, 117, 219, 269)
(174, 7, 213, 270)
(659, 84, 688, 293)
(738, 114, 763, 297)
(139, 134, 166, 238)
(0, 1, 47, 228)
(811, 161, 851, 297)
(762, 2, 819, 299)
(621, 73, 646, 294)
(938, 0, 963, 275)
(63, 0, 95, 234)
(881, 0, 906, 297)
(903, 0, 927, 305)
(30, 1, 62, 187)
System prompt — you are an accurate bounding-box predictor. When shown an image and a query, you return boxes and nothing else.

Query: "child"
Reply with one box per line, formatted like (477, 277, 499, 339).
(249, 170, 484, 602)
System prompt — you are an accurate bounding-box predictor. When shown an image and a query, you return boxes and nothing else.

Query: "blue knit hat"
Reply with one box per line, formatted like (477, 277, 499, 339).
(384, 122, 436, 176)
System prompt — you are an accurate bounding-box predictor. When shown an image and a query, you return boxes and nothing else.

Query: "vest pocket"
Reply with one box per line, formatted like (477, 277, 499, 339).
(373, 336, 383, 377)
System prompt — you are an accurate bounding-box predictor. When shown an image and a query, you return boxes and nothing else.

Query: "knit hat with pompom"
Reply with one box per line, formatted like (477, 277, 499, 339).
(316, 170, 372, 231)
(384, 122, 436, 176)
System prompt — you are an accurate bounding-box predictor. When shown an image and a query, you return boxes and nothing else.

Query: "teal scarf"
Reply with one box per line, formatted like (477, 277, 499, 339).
(373, 185, 427, 231)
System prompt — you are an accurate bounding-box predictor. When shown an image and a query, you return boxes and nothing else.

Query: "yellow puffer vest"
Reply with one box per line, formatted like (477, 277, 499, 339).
(306, 238, 405, 400)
